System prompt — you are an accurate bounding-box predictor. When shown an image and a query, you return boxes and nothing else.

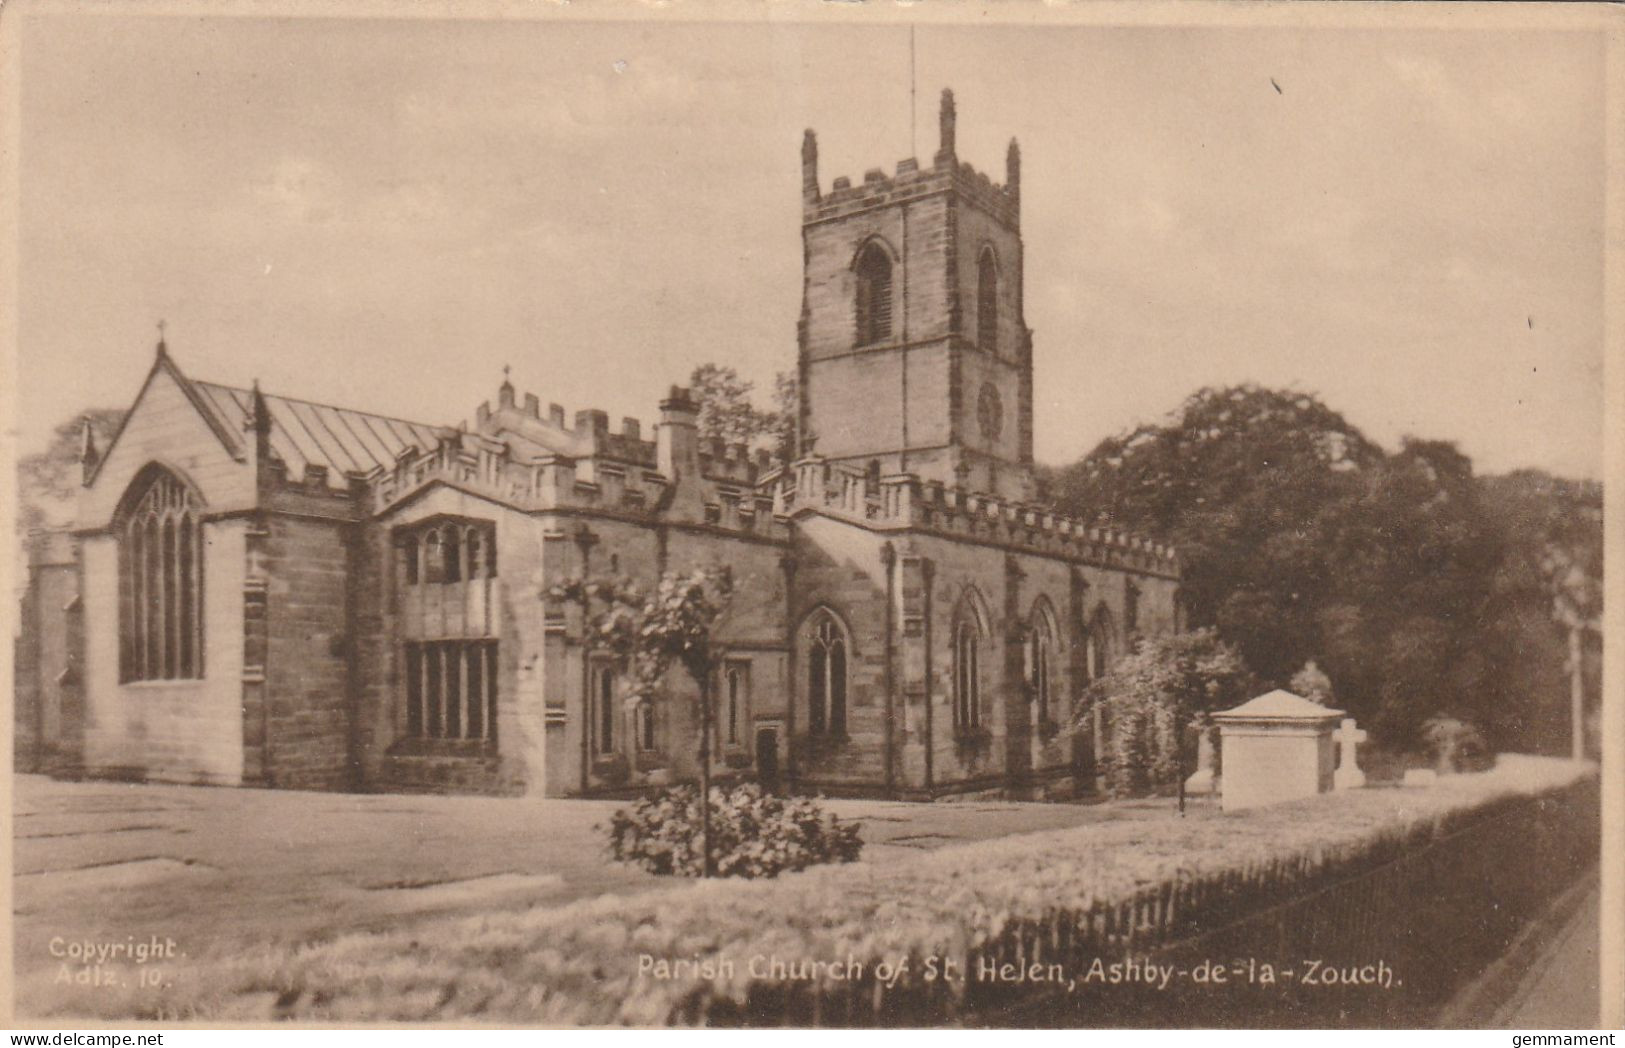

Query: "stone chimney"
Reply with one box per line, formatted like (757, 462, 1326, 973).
(656, 385, 700, 478)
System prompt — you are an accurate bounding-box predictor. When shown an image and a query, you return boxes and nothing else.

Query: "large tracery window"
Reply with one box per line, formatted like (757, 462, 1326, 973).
(118, 466, 205, 682)
(854, 242, 894, 346)
(806, 612, 848, 737)
(977, 247, 999, 351)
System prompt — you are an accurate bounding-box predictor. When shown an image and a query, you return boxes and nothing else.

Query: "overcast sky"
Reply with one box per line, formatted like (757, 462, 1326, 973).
(14, 13, 1607, 480)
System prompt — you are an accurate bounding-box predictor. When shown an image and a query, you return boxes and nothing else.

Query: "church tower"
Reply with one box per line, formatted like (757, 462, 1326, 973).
(797, 89, 1034, 501)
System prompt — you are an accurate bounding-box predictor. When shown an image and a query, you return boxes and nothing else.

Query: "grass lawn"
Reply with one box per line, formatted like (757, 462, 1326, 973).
(11, 774, 1197, 1020)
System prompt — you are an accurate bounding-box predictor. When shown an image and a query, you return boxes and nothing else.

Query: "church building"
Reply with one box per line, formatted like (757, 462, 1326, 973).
(16, 91, 1181, 799)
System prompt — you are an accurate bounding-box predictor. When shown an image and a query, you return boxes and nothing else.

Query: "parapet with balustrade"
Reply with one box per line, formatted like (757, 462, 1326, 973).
(773, 457, 1178, 578)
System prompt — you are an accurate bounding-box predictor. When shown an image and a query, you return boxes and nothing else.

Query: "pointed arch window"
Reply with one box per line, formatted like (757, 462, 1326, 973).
(1087, 609, 1114, 682)
(854, 242, 894, 346)
(637, 700, 658, 752)
(117, 466, 204, 682)
(954, 617, 981, 729)
(806, 612, 848, 737)
(1029, 610, 1056, 722)
(977, 247, 998, 351)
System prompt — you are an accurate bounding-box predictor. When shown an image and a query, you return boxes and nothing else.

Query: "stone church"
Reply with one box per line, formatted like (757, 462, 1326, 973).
(15, 91, 1181, 799)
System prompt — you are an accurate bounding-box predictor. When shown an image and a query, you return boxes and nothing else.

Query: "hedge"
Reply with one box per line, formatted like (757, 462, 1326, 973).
(177, 755, 1593, 1025)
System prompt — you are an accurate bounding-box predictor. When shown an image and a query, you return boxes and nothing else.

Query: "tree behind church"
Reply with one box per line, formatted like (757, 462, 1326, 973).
(14, 408, 124, 610)
(687, 364, 796, 465)
(1043, 384, 1595, 756)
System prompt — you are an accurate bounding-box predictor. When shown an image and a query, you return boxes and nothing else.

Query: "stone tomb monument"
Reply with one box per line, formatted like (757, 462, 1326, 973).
(1213, 690, 1344, 812)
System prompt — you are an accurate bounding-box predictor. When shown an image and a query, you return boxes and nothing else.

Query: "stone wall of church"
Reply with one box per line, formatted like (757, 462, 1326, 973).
(260, 513, 357, 790)
(77, 521, 248, 786)
(788, 513, 1180, 798)
(14, 534, 83, 776)
(364, 486, 533, 795)
(532, 513, 791, 798)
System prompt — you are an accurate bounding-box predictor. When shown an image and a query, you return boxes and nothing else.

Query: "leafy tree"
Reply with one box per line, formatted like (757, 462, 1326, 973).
(687, 363, 797, 465)
(14, 408, 124, 611)
(1075, 628, 1251, 808)
(547, 566, 735, 875)
(1044, 385, 1384, 690)
(1043, 383, 1596, 758)
(1477, 470, 1603, 754)
(17, 407, 124, 547)
(772, 369, 799, 465)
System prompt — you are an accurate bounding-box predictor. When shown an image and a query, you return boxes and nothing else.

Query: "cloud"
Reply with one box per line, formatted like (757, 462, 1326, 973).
(252, 156, 343, 224)
(248, 157, 460, 237)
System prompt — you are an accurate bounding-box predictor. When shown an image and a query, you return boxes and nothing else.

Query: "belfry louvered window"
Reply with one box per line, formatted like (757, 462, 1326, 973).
(854, 242, 894, 346)
(117, 466, 204, 682)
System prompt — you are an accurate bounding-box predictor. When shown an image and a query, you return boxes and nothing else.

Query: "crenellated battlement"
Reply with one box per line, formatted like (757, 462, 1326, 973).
(802, 87, 1020, 228)
(474, 382, 659, 468)
(774, 457, 1179, 578)
(362, 413, 783, 538)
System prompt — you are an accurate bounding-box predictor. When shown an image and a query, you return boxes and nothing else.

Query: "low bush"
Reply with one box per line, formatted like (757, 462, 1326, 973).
(1422, 714, 1493, 773)
(606, 783, 863, 878)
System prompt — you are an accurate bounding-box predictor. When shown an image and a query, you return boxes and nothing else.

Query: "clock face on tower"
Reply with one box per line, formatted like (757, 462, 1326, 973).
(976, 382, 1003, 441)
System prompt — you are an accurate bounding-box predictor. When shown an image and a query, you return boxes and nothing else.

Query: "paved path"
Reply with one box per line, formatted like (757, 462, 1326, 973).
(1493, 876, 1601, 1028)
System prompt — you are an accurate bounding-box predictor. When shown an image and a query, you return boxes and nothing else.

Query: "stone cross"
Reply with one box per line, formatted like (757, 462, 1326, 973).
(1183, 728, 1216, 798)
(1333, 717, 1367, 789)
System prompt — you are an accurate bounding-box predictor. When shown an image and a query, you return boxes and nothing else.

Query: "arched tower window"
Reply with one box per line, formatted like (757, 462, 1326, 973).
(116, 465, 204, 682)
(977, 247, 998, 351)
(854, 242, 894, 346)
(805, 611, 849, 737)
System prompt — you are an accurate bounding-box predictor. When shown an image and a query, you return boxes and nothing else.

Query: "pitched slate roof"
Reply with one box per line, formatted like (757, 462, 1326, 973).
(192, 381, 449, 488)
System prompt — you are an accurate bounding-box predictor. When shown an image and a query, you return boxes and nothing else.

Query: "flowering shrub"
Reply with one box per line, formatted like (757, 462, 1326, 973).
(606, 783, 863, 878)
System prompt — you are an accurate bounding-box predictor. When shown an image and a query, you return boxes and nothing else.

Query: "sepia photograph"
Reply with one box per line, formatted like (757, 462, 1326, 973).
(4, 1, 1618, 1030)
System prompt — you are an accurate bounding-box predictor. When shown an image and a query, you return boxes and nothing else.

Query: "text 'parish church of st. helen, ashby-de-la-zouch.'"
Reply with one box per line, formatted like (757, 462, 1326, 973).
(16, 91, 1184, 800)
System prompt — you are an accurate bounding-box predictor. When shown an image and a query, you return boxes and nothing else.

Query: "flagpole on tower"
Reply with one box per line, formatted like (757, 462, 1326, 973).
(910, 25, 917, 159)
